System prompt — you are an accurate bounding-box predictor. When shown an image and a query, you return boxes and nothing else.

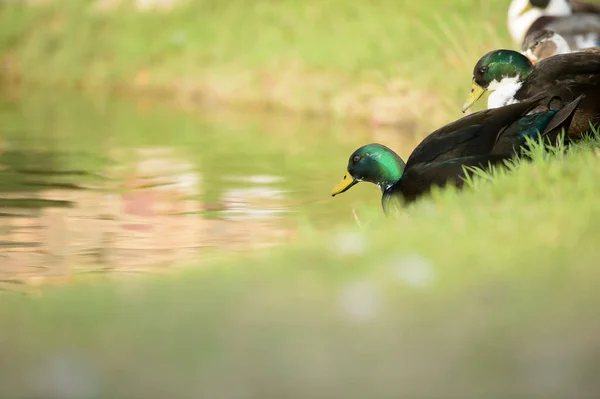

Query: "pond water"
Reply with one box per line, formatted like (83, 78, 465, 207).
(0, 88, 420, 286)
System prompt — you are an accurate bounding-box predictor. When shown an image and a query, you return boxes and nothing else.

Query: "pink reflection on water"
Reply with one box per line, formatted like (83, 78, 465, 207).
(0, 147, 292, 289)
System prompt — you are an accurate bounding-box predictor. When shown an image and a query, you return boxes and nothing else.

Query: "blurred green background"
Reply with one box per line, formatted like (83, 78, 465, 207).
(2, 0, 600, 398)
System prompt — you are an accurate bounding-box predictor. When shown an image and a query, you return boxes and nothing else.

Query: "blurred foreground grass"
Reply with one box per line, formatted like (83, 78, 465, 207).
(2, 138, 600, 397)
(1, 0, 513, 128)
(4, 1, 600, 397)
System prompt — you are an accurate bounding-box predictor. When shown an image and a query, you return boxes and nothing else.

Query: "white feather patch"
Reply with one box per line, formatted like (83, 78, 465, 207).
(487, 77, 523, 109)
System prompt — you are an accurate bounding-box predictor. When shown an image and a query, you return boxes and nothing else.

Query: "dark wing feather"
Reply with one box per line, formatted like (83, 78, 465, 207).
(517, 53, 600, 137)
(543, 14, 600, 37)
(522, 52, 600, 89)
(492, 94, 583, 154)
(394, 96, 584, 203)
(395, 155, 510, 203)
(540, 93, 584, 135)
(528, 14, 600, 48)
(404, 99, 545, 168)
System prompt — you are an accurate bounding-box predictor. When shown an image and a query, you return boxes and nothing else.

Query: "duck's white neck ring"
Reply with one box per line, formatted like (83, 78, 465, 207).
(487, 77, 523, 109)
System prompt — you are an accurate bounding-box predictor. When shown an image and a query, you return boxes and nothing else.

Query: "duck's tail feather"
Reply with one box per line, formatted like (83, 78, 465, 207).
(541, 93, 585, 137)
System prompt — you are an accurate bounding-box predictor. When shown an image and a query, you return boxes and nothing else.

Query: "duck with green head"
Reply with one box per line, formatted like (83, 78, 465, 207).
(333, 94, 584, 214)
(331, 143, 510, 215)
(462, 48, 600, 138)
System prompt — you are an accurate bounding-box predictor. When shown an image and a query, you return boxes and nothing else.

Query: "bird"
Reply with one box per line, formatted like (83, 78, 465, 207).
(522, 29, 574, 63)
(461, 48, 600, 138)
(522, 29, 600, 63)
(508, 0, 600, 50)
(331, 94, 583, 214)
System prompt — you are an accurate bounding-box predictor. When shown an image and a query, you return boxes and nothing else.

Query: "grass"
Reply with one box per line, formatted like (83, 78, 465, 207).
(4, 1, 600, 396)
(2, 134, 600, 397)
(1, 0, 516, 129)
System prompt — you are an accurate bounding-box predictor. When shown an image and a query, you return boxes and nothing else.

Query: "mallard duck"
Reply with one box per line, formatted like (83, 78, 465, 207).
(508, 0, 600, 50)
(332, 95, 583, 214)
(462, 49, 600, 138)
(522, 29, 600, 63)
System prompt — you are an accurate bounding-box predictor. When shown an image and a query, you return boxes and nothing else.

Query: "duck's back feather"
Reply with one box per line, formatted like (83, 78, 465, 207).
(393, 154, 510, 203)
(405, 98, 552, 167)
(386, 94, 583, 206)
(516, 52, 600, 136)
(527, 14, 600, 49)
(522, 51, 600, 87)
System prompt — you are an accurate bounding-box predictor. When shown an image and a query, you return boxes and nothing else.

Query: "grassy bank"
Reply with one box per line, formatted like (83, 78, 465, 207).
(4, 2, 600, 396)
(2, 136, 600, 397)
(1, 0, 513, 129)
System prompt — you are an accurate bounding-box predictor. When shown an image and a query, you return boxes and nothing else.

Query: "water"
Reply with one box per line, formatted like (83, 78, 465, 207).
(0, 88, 419, 286)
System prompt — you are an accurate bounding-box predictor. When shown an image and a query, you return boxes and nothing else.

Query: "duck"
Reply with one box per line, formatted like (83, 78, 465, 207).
(461, 49, 600, 138)
(522, 29, 574, 63)
(508, 0, 600, 50)
(522, 29, 600, 63)
(332, 94, 583, 214)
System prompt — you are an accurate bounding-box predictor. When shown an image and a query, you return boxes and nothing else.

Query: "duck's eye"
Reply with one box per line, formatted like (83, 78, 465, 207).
(479, 65, 489, 74)
(352, 155, 362, 164)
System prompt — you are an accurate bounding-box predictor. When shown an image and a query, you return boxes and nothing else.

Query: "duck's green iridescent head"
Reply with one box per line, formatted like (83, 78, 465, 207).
(331, 143, 405, 197)
(462, 50, 534, 112)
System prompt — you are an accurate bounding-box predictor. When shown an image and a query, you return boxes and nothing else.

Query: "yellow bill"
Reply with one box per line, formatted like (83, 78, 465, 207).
(331, 171, 357, 197)
(518, 3, 533, 17)
(461, 80, 487, 113)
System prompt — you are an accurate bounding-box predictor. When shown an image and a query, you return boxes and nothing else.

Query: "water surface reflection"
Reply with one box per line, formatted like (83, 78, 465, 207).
(0, 90, 419, 287)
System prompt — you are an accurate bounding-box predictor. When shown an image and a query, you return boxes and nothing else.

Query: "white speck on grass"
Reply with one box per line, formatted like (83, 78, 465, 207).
(390, 254, 435, 288)
(333, 231, 366, 256)
(29, 352, 102, 399)
(339, 281, 381, 322)
(171, 30, 187, 45)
